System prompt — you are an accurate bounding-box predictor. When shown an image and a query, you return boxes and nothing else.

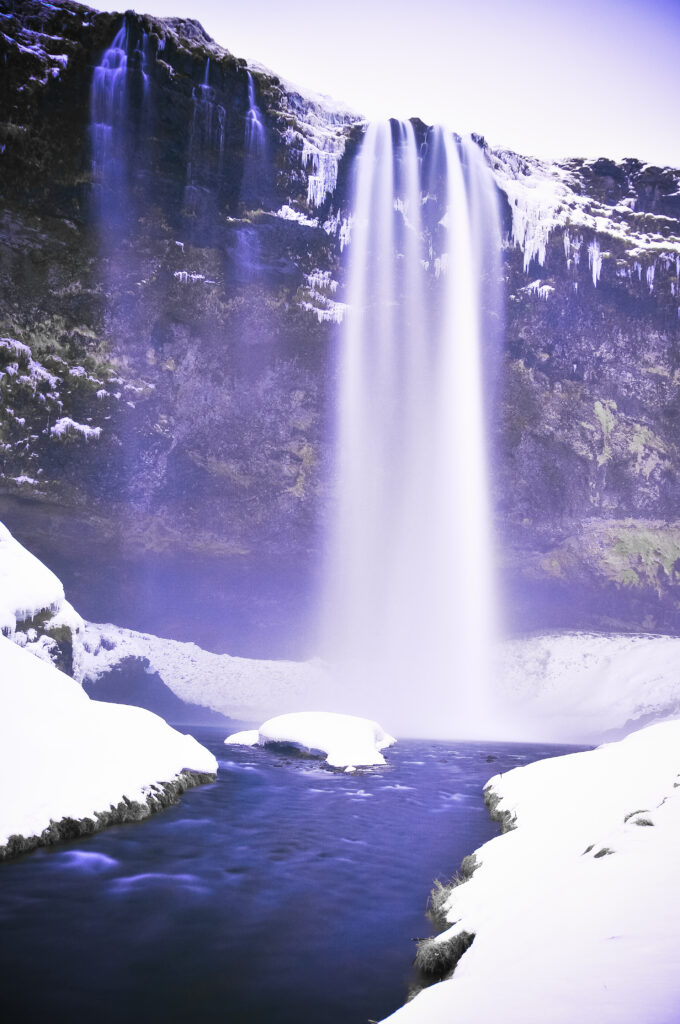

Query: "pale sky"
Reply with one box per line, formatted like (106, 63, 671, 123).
(106, 0, 680, 166)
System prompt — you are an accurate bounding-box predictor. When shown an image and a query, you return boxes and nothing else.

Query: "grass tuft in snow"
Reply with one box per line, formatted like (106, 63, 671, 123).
(427, 854, 479, 926)
(623, 808, 650, 822)
(413, 931, 475, 983)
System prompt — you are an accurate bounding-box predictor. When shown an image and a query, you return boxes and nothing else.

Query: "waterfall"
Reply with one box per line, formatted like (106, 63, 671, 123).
(322, 120, 502, 740)
(185, 58, 226, 210)
(245, 71, 266, 156)
(90, 24, 129, 185)
(239, 69, 268, 212)
(89, 19, 150, 219)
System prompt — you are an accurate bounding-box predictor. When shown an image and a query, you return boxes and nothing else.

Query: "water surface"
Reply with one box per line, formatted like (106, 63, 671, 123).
(0, 729, 587, 1022)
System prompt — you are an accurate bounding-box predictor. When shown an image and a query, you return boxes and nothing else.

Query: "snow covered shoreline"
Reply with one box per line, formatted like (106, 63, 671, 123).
(0, 634, 218, 861)
(0, 764, 215, 862)
(385, 719, 680, 1024)
(0, 522, 218, 861)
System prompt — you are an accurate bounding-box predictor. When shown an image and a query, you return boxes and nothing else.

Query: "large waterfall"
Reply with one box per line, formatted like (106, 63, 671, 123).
(322, 120, 502, 739)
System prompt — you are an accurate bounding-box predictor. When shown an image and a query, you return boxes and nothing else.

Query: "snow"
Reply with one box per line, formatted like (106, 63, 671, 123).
(225, 711, 396, 768)
(274, 204, 318, 227)
(0, 336, 60, 391)
(499, 631, 680, 743)
(299, 300, 347, 324)
(50, 417, 102, 440)
(303, 141, 341, 207)
(0, 522, 216, 851)
(521, 279, 554, 299)
(323, 211, 353, 250)
(78, 621, 328, 721)
(299, 273, 347, 323)
(0, 634, 217, 850)
(174, 270, 207, 283)
(0, 520, 65, 632)
(383, 718, 680, 1024)
(489, 147, 680, 275)
(79, 620, 680, 745)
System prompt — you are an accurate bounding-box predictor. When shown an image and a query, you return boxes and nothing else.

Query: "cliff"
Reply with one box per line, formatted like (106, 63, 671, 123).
(2, 0, 680, 638)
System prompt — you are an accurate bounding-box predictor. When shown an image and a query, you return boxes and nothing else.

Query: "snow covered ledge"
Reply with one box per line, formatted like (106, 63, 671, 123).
(0, 636, 217, 860)
(384, 719, 680, 1024)
(226, 711, 395, 768)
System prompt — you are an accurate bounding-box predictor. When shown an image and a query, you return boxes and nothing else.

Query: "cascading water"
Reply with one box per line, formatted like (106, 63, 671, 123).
(185, 57, 226, 208)
(244, 70, 266, 156)
(89, 19, 150, 223)
(322, 120, 502, 740)
(90, 24, 128, 183)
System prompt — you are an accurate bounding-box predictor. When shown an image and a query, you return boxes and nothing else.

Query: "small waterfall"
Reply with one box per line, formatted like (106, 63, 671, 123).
(245, 71, 266, 156)
(89, 20, 150, 210)
(90, 24, 129, 184)
(185, 58, 227, 208)
(322, 120, 502, 739)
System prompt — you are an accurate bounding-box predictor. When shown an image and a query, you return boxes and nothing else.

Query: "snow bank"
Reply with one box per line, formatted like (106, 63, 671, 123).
(225, 711, 395, 768)
(79, 621, 328, 720)
(0, 634, 217, 855)
(79, 621, 680, 743)
(384, 719, 680, 1024)
(0, 521, 65, 632)
(500, 631, 680, 742)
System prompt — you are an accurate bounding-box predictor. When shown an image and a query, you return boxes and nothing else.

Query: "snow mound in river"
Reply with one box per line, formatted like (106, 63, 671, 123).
(226, 711, 396, 767)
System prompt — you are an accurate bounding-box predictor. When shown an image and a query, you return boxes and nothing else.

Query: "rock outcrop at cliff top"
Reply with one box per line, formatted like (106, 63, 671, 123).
(1, 0, 680, 634)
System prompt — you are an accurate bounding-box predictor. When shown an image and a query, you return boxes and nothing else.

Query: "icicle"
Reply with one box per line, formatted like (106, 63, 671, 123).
(588, 238, 602, 287)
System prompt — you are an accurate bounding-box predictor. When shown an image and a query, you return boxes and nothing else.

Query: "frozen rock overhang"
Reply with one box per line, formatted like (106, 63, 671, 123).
(0, 635, 218, 859)
(225, 711, 396, 768)
(489, 147, 680, 280)
(383, 718, 680, 1024)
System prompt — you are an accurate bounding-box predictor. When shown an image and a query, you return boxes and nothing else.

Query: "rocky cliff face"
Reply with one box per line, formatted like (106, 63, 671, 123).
(2, 0, 680, 640)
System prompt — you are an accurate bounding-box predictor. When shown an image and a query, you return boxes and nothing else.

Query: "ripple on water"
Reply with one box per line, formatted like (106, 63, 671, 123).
(163, 817, 213, 828)
(219, 760, 259, 771)
(53, 850, 119, 873)
(110, 872, 207, 895)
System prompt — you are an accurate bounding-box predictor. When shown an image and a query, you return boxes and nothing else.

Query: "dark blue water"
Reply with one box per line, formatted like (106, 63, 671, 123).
(0, 729, 586, 1022)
